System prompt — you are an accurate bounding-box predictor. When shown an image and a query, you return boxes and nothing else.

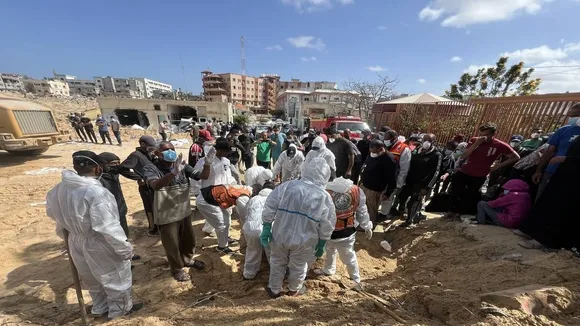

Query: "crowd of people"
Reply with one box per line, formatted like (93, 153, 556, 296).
(68, 113, 123, 146)
(47, 103, 580, 318)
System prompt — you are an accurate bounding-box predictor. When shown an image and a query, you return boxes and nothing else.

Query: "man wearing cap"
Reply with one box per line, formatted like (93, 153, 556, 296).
(46, 151, 141, 319)
(120, 135, 159, 236)
(301, 129, 317, 155)
(143, 142, 205, 282)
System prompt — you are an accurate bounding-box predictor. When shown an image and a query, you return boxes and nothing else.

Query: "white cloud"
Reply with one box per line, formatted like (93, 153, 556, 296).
(301, 56, 317, 62)
(418, 0, 552, 28)
(450, 56, 463, 62)
(265, 44, 283, 51)
(418, 78, 427, 84)
(366, 65, 386, 72)
(287, 36, 326, 50)
(503, 45, 567, 64)
(281, 0, 352, 12)
(565, 42, 580, 53)
(377, 25, 387, 31)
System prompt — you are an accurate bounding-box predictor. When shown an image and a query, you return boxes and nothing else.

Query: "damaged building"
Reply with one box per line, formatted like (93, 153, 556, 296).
(97, 97, 233, 128)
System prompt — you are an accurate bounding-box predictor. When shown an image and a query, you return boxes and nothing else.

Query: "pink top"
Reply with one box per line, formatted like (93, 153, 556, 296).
(487, 179, 531, 228)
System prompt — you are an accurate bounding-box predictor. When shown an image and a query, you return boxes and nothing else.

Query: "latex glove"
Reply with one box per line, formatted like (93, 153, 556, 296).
(260, 223, 272, 247)
(205, 147, 216, 164)
(315, 239, 327, 258)
(365, 228, 373, 240)
(172, 153, 185, 175)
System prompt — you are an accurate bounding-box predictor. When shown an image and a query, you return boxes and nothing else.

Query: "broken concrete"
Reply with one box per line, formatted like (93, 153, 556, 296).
(480, 285, 576, 316)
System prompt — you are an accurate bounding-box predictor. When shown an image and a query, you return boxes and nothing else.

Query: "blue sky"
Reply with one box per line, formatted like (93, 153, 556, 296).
(2, 0, 580, 95)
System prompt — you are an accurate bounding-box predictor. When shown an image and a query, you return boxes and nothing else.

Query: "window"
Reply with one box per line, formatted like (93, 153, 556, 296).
(233, 86, 236, 89)
(322, 97, 327, 100)
(280, 86, 284, 89)
(333, 97, 340, 101)
(304, 97, 310, 101)
(153, 104, 161, 111)
(232, 78, 236, 81)
(291, 86, 294, 89)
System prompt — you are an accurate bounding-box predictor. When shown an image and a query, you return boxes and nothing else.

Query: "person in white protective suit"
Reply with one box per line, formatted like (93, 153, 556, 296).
(46, 151, 142, 319)
(302, 136, 336, 179)
(314, 177, 373, 287)
(272, 144, 305, 182)
(236, 168, 273, 224)
(242, 181, 276, 279)
(195, 138, 237, 237)
(261, 157, 337, 297)
(195, 138, 241, 254)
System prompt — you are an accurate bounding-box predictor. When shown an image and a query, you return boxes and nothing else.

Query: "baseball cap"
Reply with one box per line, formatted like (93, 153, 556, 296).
(139, 135, 156, 147)
(98, 152, 120, 163)
(510, 134, 524, 143)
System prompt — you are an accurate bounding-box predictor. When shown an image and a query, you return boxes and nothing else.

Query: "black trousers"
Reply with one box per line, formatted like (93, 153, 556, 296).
(75, 127, 86, 141)
(397, 182, 425, 223)
(100, 131, 112, 144)
(85, 127, 97, 143)
(160, 132, 167, 141)
(449, 171, 486, 215)
(257, 160, 270, 169)
(243, 154, 254, 169)
(119, 214, 129, 237)
(138, 184, 158, 233)
(350, 162, 362, 185)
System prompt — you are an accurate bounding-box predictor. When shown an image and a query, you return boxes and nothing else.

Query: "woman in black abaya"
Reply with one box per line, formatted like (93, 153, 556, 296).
(516, 136, 580, 250)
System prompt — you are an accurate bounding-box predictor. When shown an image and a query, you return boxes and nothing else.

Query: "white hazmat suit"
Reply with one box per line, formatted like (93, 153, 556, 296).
(242, 187, 273, 279)
(46, 170, 133, 318)
(236, 168, 273, 224)
(302, 136, 336, 176)
(321, 177, 372, 283)
(263, 157, 336, 294)
(272, 144, 305, 182)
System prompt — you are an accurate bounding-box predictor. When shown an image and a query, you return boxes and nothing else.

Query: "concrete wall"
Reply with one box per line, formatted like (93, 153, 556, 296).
(97, 97, 233, 128)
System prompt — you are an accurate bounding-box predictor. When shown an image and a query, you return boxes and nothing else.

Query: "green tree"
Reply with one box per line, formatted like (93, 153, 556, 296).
(233, 114, 249, 126)
(445, 57, 541, 101)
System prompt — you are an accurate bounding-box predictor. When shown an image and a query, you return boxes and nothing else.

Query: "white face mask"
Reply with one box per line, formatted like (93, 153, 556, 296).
(329, 138, 336, 143)
(444, 149, 453, 155)
(422, 141, 431, 150)
(370, 152, 379, 158)
(510, 141, 520, 148)
(503, 189, 510, 195)
(531, 133, 539, 139)
(384, 140, 392, 147)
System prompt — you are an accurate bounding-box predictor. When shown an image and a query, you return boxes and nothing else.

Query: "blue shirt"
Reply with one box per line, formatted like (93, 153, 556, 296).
(270, 132, 286, 160)
(545, 125, 580, 174)
(96, 118, 108, 132)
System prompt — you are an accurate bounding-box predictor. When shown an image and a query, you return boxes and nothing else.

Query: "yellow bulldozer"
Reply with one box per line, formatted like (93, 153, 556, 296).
(0, 97, 67, 156)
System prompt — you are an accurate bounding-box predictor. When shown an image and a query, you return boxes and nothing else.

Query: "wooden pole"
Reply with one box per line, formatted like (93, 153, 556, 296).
(63, 229, 90, 326)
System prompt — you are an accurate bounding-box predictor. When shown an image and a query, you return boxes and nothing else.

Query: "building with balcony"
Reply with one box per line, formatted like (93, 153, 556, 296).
(277, 89, 359, 118)
(53, 71, 100, 97)
(0, 73, 25, 92)
(94, 76, 145, 98)
(201, 71, 279, 112)
(22, 79, 70, 96)
(277, 79, 337, 92)
(132, 78, 173, 98)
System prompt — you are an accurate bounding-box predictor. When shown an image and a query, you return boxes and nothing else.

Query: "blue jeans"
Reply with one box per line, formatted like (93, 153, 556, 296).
(476, 201, 503, 226)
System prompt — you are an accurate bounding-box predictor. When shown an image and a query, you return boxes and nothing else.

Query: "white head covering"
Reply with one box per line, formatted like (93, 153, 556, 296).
(301, 157, 330, 188)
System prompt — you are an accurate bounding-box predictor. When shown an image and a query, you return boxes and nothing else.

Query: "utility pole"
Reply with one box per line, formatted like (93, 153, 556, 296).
(241, 36, 246, 76)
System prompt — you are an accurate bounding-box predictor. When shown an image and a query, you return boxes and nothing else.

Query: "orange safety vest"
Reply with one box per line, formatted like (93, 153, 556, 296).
(388, 141, 409, 164)
(327, 186, 360, 231)
(210, 185, 252, 209)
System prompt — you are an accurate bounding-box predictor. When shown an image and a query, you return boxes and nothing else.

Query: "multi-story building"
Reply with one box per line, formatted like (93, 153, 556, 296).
(94, 76, 145, 98)
(22, 79, 70, 96)
(53, 72, 99, 97)
(277, 79, 336, 92)
(0, 73, 24, 92)
(132, 78, 173, 98)
(201, 71, 279, 112)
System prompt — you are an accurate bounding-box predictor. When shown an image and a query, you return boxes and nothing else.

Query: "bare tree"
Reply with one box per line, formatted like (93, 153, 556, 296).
(342, 74, 398, 120)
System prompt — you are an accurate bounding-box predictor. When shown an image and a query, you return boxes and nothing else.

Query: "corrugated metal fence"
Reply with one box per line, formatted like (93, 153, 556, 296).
(381, 93, 580, 143)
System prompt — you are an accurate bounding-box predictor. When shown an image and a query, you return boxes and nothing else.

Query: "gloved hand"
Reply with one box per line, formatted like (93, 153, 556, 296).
(315, 239, 327, 258)
(260, 223, 272, 247)
(205, 147, 216, 164)
(172, 153, 185, 175)
(365, 228, 373, 240)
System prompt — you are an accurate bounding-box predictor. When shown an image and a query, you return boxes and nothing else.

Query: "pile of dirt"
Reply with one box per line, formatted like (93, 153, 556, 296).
(0, 141, 579, 326)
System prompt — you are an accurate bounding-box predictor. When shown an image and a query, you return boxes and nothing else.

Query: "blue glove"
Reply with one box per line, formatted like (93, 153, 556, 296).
(260, 223, 272, 247)
(314, 239, 327, 258)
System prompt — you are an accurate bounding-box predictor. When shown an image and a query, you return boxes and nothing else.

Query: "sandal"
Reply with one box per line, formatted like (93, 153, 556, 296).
(185, 260, 205, 270)
(172, 269, 191, 282)
(518, 239, 544, 249)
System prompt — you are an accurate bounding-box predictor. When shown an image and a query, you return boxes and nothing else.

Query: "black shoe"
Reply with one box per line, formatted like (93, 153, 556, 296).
(266, 287, 281, 298)
(148, 230, 160, 237)
(228, 237, 239, 246)
(216, 246, 234, 254)
(132, 255, 141, 261)
(130, 302, 144, 313)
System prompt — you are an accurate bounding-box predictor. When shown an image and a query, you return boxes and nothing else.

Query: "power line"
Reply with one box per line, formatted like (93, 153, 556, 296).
(529, 65, 580, 69)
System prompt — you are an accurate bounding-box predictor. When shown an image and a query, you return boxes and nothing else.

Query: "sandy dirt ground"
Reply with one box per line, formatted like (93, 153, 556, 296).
(0, 137, 579, 326)
(0, 94, 579, 325)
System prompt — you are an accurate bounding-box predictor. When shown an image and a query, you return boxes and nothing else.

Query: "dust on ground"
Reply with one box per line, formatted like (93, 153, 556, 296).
(0, 96, 579, 326)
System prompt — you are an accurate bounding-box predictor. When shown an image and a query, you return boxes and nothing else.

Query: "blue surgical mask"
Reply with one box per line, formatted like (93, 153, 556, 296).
(569, 117, 580, 127)
(162, 149, 177, 162)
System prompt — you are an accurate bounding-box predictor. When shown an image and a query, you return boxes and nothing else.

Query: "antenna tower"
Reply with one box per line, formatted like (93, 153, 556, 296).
(241, 36, 246, 75)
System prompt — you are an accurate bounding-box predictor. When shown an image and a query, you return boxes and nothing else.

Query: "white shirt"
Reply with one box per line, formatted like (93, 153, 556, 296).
(194, 156, 235, 187)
